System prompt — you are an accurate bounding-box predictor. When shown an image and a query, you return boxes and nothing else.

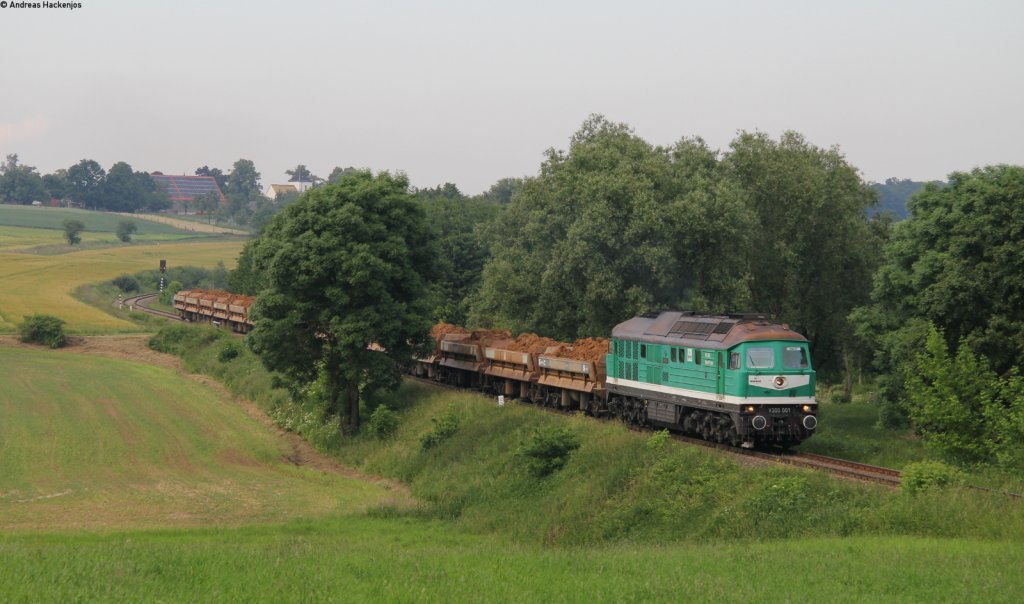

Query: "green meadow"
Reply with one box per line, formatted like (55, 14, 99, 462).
(0, 204, 191, 236)
(0, 346, 396, 532)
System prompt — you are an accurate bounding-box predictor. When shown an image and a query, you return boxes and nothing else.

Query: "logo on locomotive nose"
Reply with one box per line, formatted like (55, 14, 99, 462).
(773, 376, 787, 389)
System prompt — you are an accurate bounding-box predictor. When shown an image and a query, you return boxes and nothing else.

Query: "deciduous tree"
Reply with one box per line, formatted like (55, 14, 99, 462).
(66, 159, 106, 209)
(225, 159, 262, 198)
(243, 171, 437, 432)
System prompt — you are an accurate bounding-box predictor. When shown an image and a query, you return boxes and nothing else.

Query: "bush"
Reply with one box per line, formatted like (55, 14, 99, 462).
(112, 274, 140, 293)
(160, 280, 183, 305)
(116, 220, 137, 242)
(901, 461, 965, 494)
(517, 426, 581, 477)
(420, 405, 460, 450)
(18, 314, 67, 348)
(62, 218, 84, 245)
(646, 429, 671, 451)
(218, 342, 241, 362)
(368, 405, 400, 440)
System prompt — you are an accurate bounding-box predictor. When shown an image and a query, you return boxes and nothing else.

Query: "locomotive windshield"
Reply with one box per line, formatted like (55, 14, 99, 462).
(745, 347, 774, 369)
(783, 346, 809, 369)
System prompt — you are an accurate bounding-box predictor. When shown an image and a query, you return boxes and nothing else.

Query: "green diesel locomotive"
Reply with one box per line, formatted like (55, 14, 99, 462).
(605, 311, 817, 447)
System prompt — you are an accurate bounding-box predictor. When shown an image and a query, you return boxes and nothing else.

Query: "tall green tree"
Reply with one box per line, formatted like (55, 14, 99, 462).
(66, 159, 106, 209)
(417, 183, 501, 324)
(722, 131, 881, 375)
(42, 170, 68, 201)
(470, 115, 750, 339)
(854, 165, 1024, 422)
(225, 159, 262, 198)
(243, 171, 438, 432)
(101, 161, 143, 212)
(0, 154, 47, 203)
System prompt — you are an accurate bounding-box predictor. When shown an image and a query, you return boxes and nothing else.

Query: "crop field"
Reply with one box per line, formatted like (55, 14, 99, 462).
(0, 345, 400, 532)
(0, 239, 244, 333)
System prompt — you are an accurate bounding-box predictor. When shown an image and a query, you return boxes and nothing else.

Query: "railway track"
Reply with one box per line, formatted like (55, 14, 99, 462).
(119, 292, 183, 321)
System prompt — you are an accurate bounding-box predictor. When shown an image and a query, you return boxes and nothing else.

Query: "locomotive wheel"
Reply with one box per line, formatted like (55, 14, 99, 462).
(726, 426, 740, 447)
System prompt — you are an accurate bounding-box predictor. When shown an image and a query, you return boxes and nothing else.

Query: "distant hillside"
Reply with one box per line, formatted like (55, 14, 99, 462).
(869, 178, 944, 219)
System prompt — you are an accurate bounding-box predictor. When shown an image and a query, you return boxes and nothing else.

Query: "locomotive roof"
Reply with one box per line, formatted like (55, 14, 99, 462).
(612, 311, 807, 350)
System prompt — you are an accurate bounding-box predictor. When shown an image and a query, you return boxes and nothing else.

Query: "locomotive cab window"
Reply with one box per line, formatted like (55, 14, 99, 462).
(729, 352, 741, 369)
(783, 346, 809, 369)
(746, 347, 775, 369)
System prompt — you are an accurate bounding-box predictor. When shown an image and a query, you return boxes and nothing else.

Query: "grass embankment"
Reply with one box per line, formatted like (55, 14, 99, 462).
(3, 325, 1023, 600)
(150, 325, 1024, 546)
(0, 345, 395, 532)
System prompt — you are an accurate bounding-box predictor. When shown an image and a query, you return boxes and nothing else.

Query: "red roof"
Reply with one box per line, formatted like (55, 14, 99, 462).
(151, 174, 226, 203)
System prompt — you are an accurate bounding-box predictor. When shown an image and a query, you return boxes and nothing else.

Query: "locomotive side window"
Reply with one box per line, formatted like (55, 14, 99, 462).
(783, 346, 809, 369)
(641, 344, 647, 359)
(729, 352, 741, 369)
(671, 348, 677, 363)
(693, 348, 701, 364)
(746, 346, 775, 369)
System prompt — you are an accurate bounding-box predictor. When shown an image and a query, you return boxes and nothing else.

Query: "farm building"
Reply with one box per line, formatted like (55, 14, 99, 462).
(150, 173, 226, 214)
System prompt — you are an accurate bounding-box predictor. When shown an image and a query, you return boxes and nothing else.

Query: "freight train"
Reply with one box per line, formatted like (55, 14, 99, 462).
(171, 287, 817, 447)
(414, 311, 817, 448)
(172, 289, 255, 333)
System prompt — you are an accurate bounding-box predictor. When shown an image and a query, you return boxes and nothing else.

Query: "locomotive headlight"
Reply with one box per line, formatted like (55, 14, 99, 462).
(744, 405, 756, 413)
(802, 404, 812, 413)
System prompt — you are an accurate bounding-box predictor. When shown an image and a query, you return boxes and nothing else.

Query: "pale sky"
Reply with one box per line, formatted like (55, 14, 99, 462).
(1, 0, 1021, 194)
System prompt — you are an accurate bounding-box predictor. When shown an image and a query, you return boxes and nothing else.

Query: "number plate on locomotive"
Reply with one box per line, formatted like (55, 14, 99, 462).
(767, 407, 791, 415)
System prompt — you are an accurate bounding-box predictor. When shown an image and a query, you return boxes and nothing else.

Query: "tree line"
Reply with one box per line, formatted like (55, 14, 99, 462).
(229, 116, 1024, 467)
(0, 155, 170, 212)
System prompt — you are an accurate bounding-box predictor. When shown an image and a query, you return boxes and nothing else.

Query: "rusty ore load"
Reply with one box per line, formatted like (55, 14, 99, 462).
(173, 288, 255, 333)
(482, 333, 563, 386)
(538, 337, 610, 397)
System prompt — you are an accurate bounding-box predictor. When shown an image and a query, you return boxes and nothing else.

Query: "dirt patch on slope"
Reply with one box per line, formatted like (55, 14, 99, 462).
(0, 335, 408, 495)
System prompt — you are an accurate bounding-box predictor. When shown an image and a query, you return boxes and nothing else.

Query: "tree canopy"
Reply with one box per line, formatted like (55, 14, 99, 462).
(470, 116, 743, 339)
(416, 183, 501, 325)
(853, 165, 1024, 427)
(225, 159, 262, 198)
(241, 171, 437, 432)
(467, 117, 880, 376)
(0, 154, 47, 203)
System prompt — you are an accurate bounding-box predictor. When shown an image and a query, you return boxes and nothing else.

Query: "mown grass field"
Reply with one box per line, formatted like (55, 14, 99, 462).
(0, 204, 191, 235)
(2, 523, 1021, 602)
(0, 345, 398, 532)
(0, 239, 244, 333)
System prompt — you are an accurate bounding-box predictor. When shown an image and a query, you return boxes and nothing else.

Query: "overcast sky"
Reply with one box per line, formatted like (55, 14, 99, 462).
(1, 0, 1021, 194)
